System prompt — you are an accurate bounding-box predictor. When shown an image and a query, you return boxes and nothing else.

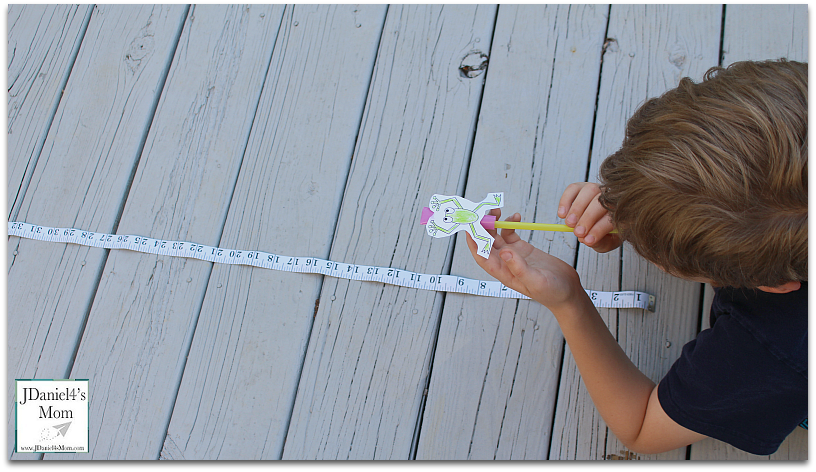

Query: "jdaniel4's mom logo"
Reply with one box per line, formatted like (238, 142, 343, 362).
(15, 379, 89, 453)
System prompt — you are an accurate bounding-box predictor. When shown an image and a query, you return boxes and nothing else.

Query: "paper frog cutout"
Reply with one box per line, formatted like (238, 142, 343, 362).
(425, 193, 503, 258)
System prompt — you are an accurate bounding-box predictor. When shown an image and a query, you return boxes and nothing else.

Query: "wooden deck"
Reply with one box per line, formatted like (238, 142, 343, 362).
(7, 4, 807, 460)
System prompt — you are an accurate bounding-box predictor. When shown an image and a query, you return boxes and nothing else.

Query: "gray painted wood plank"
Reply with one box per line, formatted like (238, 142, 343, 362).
(160, 4, 387, 460)
(282, 4, 497, 459)
(416, 4, 608, 460)
(690, 4, 808, 461)
(7, 4, 91, 220)
(45, 5, 284, 460)
(700, 284, 715, 331)
(7, 5, 187, 459)
(722, 4, 808, 64)
(550, 4, 720, 460)
(692, 427, 808, 461)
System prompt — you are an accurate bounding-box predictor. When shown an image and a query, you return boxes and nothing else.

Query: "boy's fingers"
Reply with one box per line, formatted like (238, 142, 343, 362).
(574, 194, 611, 240)
(467, 232, 507, 278)
(497, 247, 534, 298)
(588, 234, 622, 253)
(484, 208, 502, 239)
(565, 184, 602, 228)
(500, 212, 522, 244)
(558, 183, 585, 218)
(583, 214, 615, 247)
(498, 247, 522, 275)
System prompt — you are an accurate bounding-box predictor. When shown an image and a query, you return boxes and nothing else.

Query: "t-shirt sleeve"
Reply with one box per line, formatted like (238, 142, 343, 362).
(657, 313, 807, 455)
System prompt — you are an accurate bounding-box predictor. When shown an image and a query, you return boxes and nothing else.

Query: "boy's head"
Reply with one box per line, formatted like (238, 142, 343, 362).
(598, 59, 807, 289)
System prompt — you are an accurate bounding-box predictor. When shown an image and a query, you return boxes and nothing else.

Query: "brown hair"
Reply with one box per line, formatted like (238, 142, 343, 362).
(598, 59, 807, 288)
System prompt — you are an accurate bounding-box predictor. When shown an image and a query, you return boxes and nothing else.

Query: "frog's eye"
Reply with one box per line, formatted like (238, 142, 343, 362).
(443, 216, 453, 223)
(444, 207, 454, 215)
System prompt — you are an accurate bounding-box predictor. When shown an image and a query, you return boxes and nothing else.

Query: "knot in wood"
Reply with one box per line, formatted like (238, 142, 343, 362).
(602, 37, 619, 55)
(459, 50, 488, 78)
(667, 44, 687, 69)
(124, 31, 155, 73)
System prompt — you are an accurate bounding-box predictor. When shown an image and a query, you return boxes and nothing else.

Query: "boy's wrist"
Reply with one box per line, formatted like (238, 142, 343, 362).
(543, 276, 598, 324)
(550, 292, 597, 324)
(529, 268, 591, 316)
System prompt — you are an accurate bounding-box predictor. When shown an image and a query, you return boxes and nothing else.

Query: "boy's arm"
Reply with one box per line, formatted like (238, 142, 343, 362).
(465, 213, 705, 454)
(553, 290, 706, 454)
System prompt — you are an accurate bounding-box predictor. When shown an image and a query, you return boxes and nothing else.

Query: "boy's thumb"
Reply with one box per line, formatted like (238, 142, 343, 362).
(499, 248, 527, 279)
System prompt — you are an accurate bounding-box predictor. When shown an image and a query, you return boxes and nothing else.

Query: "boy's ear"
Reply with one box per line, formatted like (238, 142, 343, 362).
(757, 281, 802, 294)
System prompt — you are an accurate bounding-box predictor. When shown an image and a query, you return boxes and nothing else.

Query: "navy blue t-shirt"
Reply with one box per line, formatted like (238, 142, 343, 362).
(657, 282, 807, 455)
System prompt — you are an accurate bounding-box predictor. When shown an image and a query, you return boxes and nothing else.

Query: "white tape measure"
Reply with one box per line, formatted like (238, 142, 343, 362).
(8, 221, 655, 311)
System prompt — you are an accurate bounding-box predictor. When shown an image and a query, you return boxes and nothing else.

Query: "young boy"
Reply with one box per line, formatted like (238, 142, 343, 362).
(466, 59, 807, 456)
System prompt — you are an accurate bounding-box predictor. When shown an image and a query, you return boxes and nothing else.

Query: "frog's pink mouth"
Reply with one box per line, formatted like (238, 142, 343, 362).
(420, 207, 435, 225)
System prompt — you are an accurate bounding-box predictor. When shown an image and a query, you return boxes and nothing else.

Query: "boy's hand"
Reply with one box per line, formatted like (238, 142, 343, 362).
(558, 182, 622, 253)
(465, 210, 586, 312)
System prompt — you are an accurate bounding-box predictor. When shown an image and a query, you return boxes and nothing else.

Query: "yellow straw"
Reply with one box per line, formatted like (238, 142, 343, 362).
(493, 220, 618, 234)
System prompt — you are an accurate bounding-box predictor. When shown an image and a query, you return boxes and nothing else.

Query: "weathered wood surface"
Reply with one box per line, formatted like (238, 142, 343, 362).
(551, 4, 720, 460)
(282, 5, 497, 459)
(7, 4, 91, 220)
(689, 3, 808, 461)
(416, 4, 608, 460)
(7, 4, 188, 459)
(45, 4, 284, 459)
(7, 4, 807, 461)
(161, 4, 387, 460)
(721, 4, 808, 65)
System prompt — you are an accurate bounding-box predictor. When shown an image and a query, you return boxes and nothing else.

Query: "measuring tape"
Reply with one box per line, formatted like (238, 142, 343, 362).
(8, 221, 655, 311)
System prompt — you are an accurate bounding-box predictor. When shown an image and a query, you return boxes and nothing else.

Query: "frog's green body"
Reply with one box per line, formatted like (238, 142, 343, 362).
(447, 208, 478, 224)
